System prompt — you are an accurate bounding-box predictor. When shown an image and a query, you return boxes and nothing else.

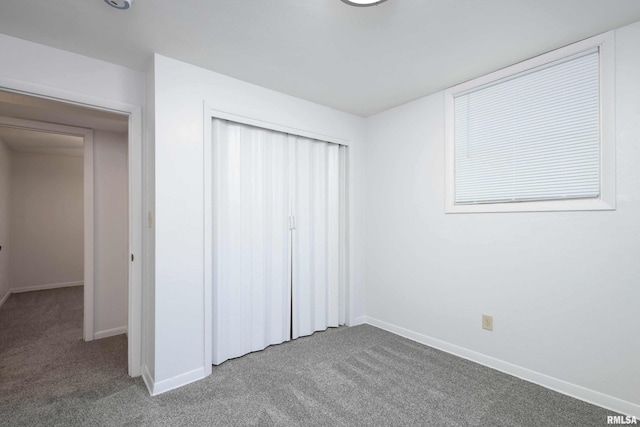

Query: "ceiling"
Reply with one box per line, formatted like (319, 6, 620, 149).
(0, 91, 128, 133)
(0, 90, 127, 156)
(1, 1, 640, 116)
(0, 127, 84, 158)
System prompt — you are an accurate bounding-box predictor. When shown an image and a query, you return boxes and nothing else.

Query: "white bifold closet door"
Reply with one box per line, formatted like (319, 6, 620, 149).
(211, 118, 346, 365)
(291, 139, 341, 339)
(211, 119, 291, 365)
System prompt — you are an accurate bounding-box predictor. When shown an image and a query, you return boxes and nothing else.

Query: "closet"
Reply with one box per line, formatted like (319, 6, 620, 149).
(210, 118, 347, 365)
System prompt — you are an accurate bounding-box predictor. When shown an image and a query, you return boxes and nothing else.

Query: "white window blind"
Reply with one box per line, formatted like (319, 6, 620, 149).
(454, 48, 600, 205)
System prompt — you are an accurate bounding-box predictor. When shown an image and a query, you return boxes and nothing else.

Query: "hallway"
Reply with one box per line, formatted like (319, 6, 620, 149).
(0, 287, 134, 423)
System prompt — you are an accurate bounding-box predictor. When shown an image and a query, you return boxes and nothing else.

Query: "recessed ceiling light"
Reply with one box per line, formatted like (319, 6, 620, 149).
(341, 0, 388, 7)
(104, 0, 132, 10)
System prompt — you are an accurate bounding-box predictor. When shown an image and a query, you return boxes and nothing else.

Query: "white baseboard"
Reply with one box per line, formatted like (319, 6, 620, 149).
(94, 326, 127, 340)
(364, 316, 640, 419)
(11, 281, 83, 293)
(148, 367, 206, 396)
(0, 289, 10, 308)
(142, 365, 154, 396)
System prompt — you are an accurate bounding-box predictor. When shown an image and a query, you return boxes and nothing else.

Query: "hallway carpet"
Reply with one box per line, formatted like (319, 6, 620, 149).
(0, 287, 613, 426)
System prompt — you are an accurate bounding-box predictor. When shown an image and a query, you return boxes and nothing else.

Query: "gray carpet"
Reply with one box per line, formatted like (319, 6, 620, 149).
(0, 287, 613, 426)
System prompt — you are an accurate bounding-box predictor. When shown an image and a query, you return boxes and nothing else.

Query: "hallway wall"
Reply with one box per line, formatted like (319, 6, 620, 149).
(9, 152, 83, 290)
(93, 130, 129, 337)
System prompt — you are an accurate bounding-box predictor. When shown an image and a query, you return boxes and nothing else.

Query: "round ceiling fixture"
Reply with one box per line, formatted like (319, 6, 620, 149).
(104, 0, 132, 10)
(341, 0, 387, 6)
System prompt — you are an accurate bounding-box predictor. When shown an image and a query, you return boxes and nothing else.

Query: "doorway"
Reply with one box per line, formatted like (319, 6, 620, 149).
(1, 125, 86, 300)
(0, 88, 142, 376)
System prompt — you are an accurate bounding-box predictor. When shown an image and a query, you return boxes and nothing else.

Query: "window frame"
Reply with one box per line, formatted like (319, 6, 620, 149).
(444, 31, 615, 213)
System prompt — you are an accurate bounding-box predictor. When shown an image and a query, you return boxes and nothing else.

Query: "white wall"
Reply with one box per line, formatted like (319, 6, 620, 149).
(94, 131, 128, 336)
(365, 22, 640, 417)
(10, 152, 83, 289)
(150, 54, 366, 393)
(0, 138, 11, 303)
(0, 34, 145, 108)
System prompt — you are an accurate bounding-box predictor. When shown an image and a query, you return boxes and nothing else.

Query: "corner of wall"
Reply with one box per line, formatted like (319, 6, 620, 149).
(142, 365, 205, 397)
(141, 364, 155, 395)
(0, 288, 10, 309)
(0, 137, 11, 301)
(143, 55, 156, 381)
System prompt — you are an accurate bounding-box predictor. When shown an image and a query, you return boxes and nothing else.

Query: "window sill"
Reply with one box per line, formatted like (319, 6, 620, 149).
(445, 198, 615, 214)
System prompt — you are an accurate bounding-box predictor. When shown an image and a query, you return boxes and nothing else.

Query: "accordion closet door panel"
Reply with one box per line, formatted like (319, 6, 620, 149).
(211, 119, 291, 365)
(210, 118, 346, 365)
(291, 137, 342, 339)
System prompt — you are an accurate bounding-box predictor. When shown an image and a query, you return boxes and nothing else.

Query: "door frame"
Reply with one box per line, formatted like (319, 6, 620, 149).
(0, 81, 143, 377)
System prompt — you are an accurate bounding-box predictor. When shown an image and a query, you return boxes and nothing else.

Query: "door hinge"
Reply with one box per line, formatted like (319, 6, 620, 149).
(131, 254, 134, 262)
(289, 215, 296, 230)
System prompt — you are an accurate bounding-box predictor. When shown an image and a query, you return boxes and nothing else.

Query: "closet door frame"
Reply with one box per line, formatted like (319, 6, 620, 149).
(203, 105, 350, 371)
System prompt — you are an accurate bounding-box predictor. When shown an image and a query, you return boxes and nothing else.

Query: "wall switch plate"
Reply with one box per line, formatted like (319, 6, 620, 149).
(482, 314, 493, 331)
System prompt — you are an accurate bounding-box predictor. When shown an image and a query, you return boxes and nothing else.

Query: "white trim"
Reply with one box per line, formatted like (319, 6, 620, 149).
(0, 289, 11, 308)
(94, 326, 127, 340)
(207, 108, 349, 146)
(85, 130, 95, 341)
(147, 367, 206, 396)
(202, 102, 213, 377)
(365, 316, 640, 419)
(444, 31, 616, 214)
(11, 281, 83, 293)
(141, 365, 154, 396)
(0, 80, 144, 378)
(342, 147, 354, 326)
(599, 31, 617, 212)
(126, 105, 143, 378)
(1, 283, 84, 307)
(339, 145, 349, 326)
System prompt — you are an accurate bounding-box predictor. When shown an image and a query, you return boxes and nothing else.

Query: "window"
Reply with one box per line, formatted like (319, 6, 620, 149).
(445, 32, 615, 213)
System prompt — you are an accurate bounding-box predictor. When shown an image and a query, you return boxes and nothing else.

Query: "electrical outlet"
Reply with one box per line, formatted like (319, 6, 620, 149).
(482, 314, 493, 331)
